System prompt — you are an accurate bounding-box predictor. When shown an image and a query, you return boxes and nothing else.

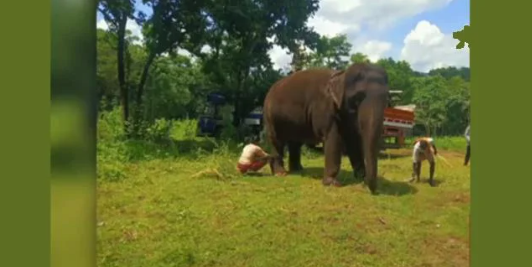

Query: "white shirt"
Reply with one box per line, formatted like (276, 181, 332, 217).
(464, 126, 470, 144)
(412, 138, 435, 162)
(238, 144, 266, 165)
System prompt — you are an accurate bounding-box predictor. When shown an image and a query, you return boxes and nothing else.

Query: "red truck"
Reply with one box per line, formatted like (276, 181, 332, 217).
(380, 89, 415, 149)
(381, 106, 415, 149)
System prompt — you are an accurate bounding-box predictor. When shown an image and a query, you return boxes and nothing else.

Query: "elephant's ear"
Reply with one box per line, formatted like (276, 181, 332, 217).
(326, 70, 345, 110)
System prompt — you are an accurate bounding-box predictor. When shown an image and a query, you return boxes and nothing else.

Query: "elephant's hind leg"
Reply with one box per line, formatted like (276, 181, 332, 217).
(288, 141, 304, 172)
(270, 138, 287, 176)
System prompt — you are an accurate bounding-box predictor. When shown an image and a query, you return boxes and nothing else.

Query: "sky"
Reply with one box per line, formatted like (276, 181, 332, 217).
(97, 0, 470, 73)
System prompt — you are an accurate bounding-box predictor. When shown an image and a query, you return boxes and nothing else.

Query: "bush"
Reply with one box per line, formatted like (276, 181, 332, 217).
(97, 138, 129, 182)
(219, 105, 238, 141)
(96, 107, 245, 182)
(144, 118, 174, 143)
(171, 119, 198, 140)
(97, 106, 127, 142)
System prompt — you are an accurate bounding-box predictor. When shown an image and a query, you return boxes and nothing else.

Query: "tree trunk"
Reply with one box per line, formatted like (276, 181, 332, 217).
(424, 124, 431, 136)
(132, 51, 157, 135)
(117, 15, 129, 130)
(233, 71, 243, 128)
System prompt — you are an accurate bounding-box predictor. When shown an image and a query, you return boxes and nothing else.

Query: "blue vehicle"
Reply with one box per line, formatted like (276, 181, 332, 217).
(243, 106, 263, 136)
(196, 93, 263, 138)
(196, 93, 226, 137)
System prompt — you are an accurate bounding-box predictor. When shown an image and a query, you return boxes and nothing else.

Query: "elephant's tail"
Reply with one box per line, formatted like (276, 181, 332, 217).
(263, 83, 281, 144)
(262, 100, 276, 142)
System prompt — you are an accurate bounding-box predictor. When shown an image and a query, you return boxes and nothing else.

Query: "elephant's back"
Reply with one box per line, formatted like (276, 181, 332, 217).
(263, 68, 333, 142)
(264, 68, 333, 107)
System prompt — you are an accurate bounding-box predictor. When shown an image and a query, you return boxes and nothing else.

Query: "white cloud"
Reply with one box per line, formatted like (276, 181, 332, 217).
(307, 15, 359, 37)
(400, 20, 469, 72)
(353, 40, 393, 62)
(301, 0, 455, 68)
(268, 45, 292, 70)
(317, 0, 452, 31)
(96, 19, 108, 30)
(125, 19, 143, 43)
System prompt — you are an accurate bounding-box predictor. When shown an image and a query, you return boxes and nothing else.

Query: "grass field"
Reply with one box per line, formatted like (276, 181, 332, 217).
(97, 137, 470, 267)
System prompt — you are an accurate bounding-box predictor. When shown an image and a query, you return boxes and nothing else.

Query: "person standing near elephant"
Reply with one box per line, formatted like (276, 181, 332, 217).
(464, 125, 471, 166)
(410, 137, 438, 187)
(237, 136, 272, 175)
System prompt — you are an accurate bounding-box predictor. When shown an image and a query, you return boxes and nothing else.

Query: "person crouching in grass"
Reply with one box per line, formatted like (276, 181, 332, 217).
(410, 137, 438, 187)
(237, 136, 272, 175)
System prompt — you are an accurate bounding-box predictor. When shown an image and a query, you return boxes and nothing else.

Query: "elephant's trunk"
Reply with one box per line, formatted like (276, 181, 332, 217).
(359, 97, 385, 193)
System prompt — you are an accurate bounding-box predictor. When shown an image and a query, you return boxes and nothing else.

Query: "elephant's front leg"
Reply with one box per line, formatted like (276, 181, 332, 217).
(344, 131, 365, 181)
(322, 126, 342, 187)
(288, 141, 304, 172)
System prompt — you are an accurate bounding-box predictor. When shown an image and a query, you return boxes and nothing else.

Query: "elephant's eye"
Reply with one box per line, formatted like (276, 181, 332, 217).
(347, 92, 365, 109)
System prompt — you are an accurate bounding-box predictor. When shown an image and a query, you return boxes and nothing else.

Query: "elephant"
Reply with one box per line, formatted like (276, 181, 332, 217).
(262, 63, 389, 193)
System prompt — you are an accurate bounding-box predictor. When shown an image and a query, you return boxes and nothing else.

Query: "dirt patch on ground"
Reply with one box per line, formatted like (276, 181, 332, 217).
(417, 235, 469, 267)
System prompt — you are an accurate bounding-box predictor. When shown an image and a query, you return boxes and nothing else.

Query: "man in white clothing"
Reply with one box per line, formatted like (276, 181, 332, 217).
(237, 136, 271, 174)
(464, 125, 470, 166)
(410, 137, 438, 187)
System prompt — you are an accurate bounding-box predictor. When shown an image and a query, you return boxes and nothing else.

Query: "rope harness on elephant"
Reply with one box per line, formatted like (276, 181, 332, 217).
(326, 70, 345, 122)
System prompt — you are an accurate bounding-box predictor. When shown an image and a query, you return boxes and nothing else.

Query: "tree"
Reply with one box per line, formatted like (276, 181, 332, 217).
(429, 66, 470, 82)
(198, 0, 321, 125)
(307, 34, 352, 69)
(146, 52, 215, 121)
(350, 52, 370, 64)
(441, 76, 470, 135)
(97, 28, 146, 109)
(375, 58, 415, 104)
(97, 29, 119, 104)
(98, 0, 143, 126)
(411, 75, 450, 136)
(130, 0, 210, 134)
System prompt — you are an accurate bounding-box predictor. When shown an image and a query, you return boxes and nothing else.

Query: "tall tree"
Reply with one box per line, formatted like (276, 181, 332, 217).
(198, 0, 320, 125)
(307, 34, 352, 69)
(132, 0, 210, 131)
(411, 75, 450, 136)
(442, 76, 470, 135)
(98, 0, 142, 127)
(375, 58, 415, 104)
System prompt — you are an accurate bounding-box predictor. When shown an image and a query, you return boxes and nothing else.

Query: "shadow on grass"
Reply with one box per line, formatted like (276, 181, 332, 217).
(378, 176, 419, 195)
(295, 167, 418, 196)
(302, 146, 411, 160)
(422, 178, 445, 187)
(377, 151, 410, 160)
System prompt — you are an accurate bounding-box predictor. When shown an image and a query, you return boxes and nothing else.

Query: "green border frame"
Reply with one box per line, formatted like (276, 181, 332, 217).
(467, 0, 532, 266)
(3, 0, 532, 266)
(0, 0, 51, 266)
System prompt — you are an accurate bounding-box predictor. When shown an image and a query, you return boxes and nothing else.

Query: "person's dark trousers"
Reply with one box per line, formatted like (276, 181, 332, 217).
(464, 144, 471, 166)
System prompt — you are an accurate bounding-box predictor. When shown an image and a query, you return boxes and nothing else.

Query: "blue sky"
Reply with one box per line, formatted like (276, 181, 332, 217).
(97, 0, 470, 72)
(384, 0, 470, 60)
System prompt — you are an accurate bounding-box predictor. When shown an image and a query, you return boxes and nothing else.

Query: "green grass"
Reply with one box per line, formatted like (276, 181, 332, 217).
(405, 136, 468, 152)
(97, 144, 470, 267)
